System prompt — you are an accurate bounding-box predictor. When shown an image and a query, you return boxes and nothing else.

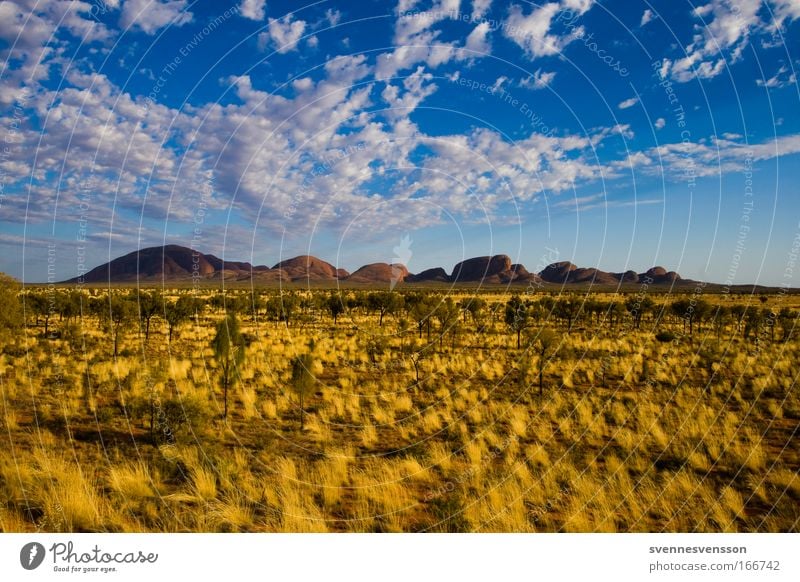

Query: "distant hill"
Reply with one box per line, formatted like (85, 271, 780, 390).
(346, 263, 408, 284)
(70, 246, 347, 284)
(271, 255, 348, 282)
(71, 245, 256, 283)
(65, 244, 690, 287)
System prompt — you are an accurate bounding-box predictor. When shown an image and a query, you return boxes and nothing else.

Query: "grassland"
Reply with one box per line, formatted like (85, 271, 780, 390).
(0, 284, 798, 532)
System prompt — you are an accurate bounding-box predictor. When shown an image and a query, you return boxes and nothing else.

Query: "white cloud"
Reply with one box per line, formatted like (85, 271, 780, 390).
(3, 40, 629, 242)
(553, 193, 662, 213)
(0, 69, 221, 227)
(381, 66, 438, 121)
(520, 68, 556, 90)
(239, 0, 266, 21)
(292, 77, 313, 91)
(769, 0, 800, 29)
(471, 0, 492, 19)
(560, 0, 594, 16)
(503, 1, 593, 59)
(119, 0, 193, 35)
(503, 3, 563, 59)
(492, 76, 508, 91)
(667, 0, 765, 82)
(654, 117, 666, 130)
(0, 0, 114, 104)
(396, 0, 420, 14)
(617, 96, 639, 109)
(640, 9, 654, 26)
(593, 123, 634, 141)
(465, 21, 491, 54)
(392, 1, 451, 44)
(325, 8, 342, 27)
(377, 31, 451, 78)
(756, 64, 797, 88)
(411, 123, 618, 215)
(9, 57, 800, 252)
(624, 133, 800, 181)
(376, 0, 496, 80)
(440, 0, 462, 14)
(9, 0, 800, 254)
(263, 13, 306, 53)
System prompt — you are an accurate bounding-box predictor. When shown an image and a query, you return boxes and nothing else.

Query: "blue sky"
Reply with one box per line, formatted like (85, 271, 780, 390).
(1, 0, 799, 284)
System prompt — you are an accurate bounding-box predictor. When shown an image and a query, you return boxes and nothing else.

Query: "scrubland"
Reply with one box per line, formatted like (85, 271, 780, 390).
(0, 286, 798, 532)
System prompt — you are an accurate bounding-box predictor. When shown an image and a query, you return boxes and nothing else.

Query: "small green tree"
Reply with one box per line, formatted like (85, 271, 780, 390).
(403, 339, 431, 388)
(624, 296, 653, 329)
(290, 344, 317, 429)
(137, 290, 162, 342)
(95, 294, 136, 357)
(56, 291, 84, 323)
(554, 297, 581, 331)
(461, 297, 487, 333)
(267, 294, 297, 327)
(779, 307, 796, 342)
(670, 298, 709, 336)
(533, 328, 557, 396)
(410, 299, 433, 339)
(326, 293, 346, 325)
(505, 296, 529, 349)
(164, 295, 200, 342)
(212, 313, 246, 421)
(434, 298, 459, 350)
(708, 305, 726, 339)
(0, 273, 23, 333)
(25, 292, 52, 335)
(367, 291, 401, 326)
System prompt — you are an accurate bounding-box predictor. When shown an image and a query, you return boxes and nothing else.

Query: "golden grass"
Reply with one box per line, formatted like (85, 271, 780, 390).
(1, 288, 797, 532)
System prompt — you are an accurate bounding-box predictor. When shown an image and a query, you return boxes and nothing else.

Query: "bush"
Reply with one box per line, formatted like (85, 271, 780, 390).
(129, 392, 210, 444)
(160, 395, 210, 440)
(655, 331, 676, 343)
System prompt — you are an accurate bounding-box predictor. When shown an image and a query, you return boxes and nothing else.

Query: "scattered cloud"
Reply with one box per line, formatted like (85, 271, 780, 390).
(262, 13, 307, 53)
(239, 0, 266, 21)
(560, 0, 595, 16)
(325, 8, 342, 27)
(381, 66, 438, 120)
(554, 193, 662, 212)
(769, 0, 800, 30)
(628, 133, 800, 180)
(471, 0, 492, 19)
(3, 0, 800, 268)
(520, 69, 556, 90)
(119, 0, 193, 35)
(465, 21, 491, 54)
(0, 0, 114, 104)
(641, 9, 654, 26)
(375, 1, 487, 79)
(756, 64, 797, 88)
(492, 76, 509, 91)
(659, 0, 800, 83)
(503, 3, 579, 59)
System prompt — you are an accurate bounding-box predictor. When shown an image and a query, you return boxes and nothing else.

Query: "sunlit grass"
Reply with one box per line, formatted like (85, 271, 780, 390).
(1, 287, 797, 532)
